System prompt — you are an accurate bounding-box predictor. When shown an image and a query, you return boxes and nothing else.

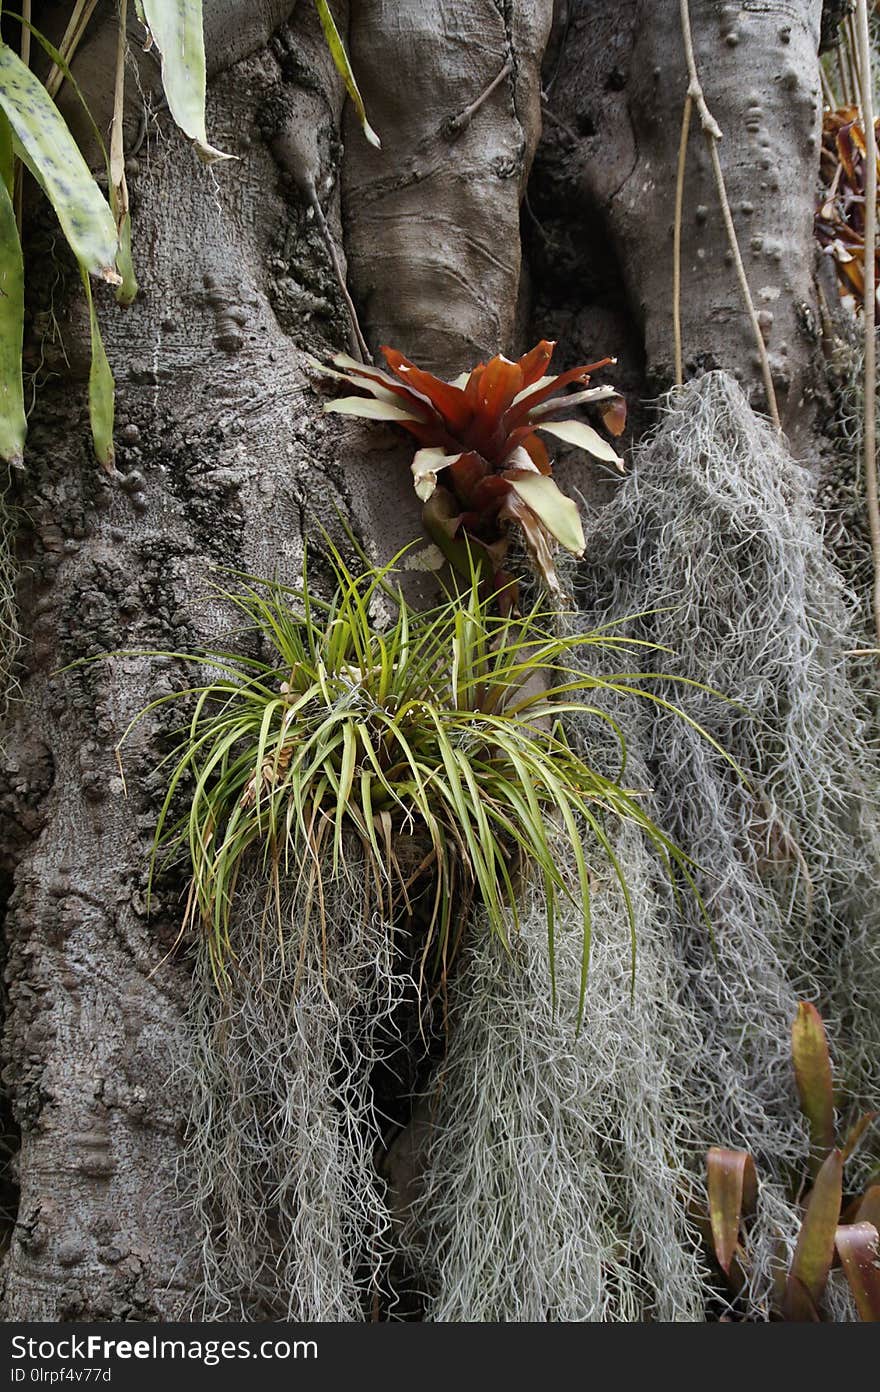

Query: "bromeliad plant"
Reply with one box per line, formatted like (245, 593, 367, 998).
(126, 544, 710, 1022)
(699, 1003, 879, 1321)
(320, 340, 627, 603)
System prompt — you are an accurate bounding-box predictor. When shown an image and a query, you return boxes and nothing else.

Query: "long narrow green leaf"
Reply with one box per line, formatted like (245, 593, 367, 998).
(313, 0, 380, 148)
(0, 119, 25, 464)
(0, 106, 12, 194)
(138, 0, 232, 163)
(80, 267, 114, 471)
(0, 42, 119, 280)
(111, 541, 722, 1022)
(791, 1002, 836, 1181)
(111, 0, 138, 304)
(113, 211, 136, 304)
(332, 721, 357, 870)
(783, 1149, 843, 1320)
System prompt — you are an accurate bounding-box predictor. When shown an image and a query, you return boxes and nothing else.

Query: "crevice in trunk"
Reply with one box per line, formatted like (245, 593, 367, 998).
(0, 868, 22, 1272)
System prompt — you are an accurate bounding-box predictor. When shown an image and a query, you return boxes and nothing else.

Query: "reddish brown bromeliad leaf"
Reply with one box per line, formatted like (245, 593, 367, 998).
(319, 340, 626, 605)
(815, 105, 880, 313)
(706, 1146, 758, 1277)
(781, 1148, 844, 1321)
(835, 1222, 880, 1322)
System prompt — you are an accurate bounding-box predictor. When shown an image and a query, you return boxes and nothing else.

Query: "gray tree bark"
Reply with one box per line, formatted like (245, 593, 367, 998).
(0, 0, 836, 1318)
(531, 0, 828, 449)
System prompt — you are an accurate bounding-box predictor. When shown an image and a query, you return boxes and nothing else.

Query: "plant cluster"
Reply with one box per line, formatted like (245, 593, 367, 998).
(127, 545, 711, 1022)
(0, 0, 373, 469)
(321, 340, 626, 603)
(698, 1003, 879, 1321)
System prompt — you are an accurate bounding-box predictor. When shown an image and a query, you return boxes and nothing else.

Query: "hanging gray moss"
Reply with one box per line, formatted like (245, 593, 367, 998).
(180, 373, 875, 1319)
(181, 861, 411, 1320)
(401, 833, 709, 1322)
(403, 372, 873, 1321)
(571, 372, 879, 1139)
(818, 323, 879, 619)
(402, 796, 839, 1321)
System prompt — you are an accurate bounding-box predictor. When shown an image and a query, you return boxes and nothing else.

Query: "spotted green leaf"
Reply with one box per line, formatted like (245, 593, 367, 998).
(0, 42, 119, 282)
(138, 0, 232, 163)
(313, 0, 380, 148)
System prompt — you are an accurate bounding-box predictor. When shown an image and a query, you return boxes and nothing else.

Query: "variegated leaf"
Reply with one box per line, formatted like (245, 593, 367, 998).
(0, 43, 118, 280)
(139, 1, 232, 163)
(536, 417, 624, 470)
(506, 471, 585, 556)
(324, 396, 422, 423)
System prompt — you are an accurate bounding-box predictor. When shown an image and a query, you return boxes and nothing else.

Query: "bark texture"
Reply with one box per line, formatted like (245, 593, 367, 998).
(0, 0, 858, 1322)
(343, 0, 553, 367)
(2, 2, 376, 1319)
(532, 0, 828, 448)
(0, 0, 550, 1318)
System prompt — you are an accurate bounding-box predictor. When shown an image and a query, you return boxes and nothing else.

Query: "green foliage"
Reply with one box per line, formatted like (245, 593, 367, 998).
(313, 0, 380, 148)
(0, 1, 229, 469)
(0, 115, 24, 464)
(137, 0, 232, 163)
(0, 27, 121, 467)
(121, 544, 713, 1022)
(0, 1, 378, 470)
(701, 1002, 879, 1320)
(80, 267, 115, 470)
(0, 40, 118, 277)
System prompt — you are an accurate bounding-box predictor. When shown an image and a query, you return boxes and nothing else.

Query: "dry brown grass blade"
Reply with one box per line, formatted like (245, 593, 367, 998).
(44, 0, 100, 101)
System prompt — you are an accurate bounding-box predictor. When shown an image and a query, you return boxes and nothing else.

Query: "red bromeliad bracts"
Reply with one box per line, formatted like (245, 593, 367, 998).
(319, 339, 627, 605)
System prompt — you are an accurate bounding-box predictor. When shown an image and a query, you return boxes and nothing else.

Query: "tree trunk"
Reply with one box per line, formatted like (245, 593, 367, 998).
(530, 0, 828, 449)
(0, 0, 866, 1319)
